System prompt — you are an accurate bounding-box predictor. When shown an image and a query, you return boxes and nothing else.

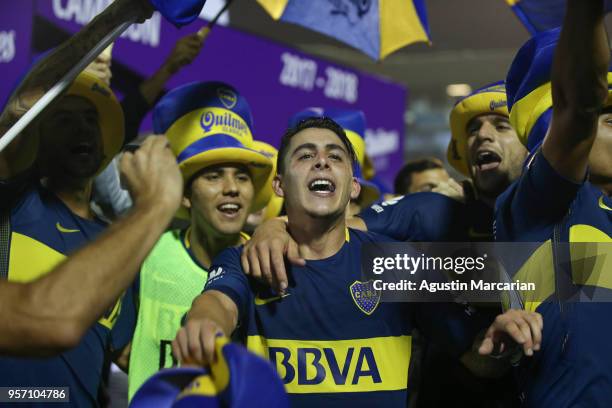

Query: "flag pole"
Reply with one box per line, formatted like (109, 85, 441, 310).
(197, 0, 236, 39)
(0, 18, 136, 153)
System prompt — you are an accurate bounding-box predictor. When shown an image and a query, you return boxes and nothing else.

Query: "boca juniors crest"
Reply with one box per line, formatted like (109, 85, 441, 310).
(349, 280, 381, 315)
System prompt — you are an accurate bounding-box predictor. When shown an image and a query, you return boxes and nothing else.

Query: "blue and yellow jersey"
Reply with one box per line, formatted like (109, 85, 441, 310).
(204, 228, 482, 408)
(359, 192, 493, 242)
(360, 193, 518, 406)
(495, 152, 612, 407)
(0, 183, 135, 407)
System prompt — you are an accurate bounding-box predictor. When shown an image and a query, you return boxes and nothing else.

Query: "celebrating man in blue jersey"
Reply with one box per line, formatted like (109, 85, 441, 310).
(241, 89, 528, 407)
(496, 0, 612, 405)
(173, 117, 542, 407)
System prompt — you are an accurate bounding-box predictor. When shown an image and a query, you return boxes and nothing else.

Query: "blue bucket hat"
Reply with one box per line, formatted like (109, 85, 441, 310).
(130, 337, 288, 408)
(506, 27, 612, 154)
(153, 81, 273, 213)
(288, 107, 381, 206)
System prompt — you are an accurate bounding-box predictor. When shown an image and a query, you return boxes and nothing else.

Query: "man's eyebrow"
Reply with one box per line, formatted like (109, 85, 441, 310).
(291, 142, 349, 157)
(201, 167, 223, 175)
(291, 143, 317, 155)
(326, 143, 348, 153)
(492, 116, 510, 125)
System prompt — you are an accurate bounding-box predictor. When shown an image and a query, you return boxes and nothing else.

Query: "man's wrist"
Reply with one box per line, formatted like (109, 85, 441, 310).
(132, 198, 178, 223)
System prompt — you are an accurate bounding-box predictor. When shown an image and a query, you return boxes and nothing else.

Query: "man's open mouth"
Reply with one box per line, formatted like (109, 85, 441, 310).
(475, 150, 502, 171)
(308, 178, 336, 194)
(217, 202, 242, 216)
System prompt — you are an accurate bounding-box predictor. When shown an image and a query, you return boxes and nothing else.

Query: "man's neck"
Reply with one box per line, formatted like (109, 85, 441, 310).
(189, 224, 243, 270)
(473, 184, 500, 209)
(287, 213, 347, 260)
(43, 177, 94, 219)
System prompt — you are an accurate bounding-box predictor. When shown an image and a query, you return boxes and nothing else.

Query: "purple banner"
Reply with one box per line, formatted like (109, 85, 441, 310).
(4, 0, 406, 188)
(0, 0, 34, 105)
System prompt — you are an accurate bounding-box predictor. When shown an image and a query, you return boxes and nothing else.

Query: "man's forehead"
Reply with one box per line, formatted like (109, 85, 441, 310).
(201, 163, 250, 173)
(466, 112, 510, 129)
(290, 128, 345, 150)
(418, 167, 448, 176)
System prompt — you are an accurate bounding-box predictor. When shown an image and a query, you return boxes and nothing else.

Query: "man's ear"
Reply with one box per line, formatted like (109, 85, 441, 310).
(272, 175, 285, 198)
(350, 177, 361, 200)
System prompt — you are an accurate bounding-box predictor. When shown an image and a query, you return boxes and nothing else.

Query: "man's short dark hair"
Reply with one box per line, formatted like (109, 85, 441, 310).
(276, 117, 358, 175)
(394, 157, 444, 195)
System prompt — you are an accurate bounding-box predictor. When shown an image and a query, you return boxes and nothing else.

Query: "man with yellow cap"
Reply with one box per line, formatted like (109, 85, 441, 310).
(356, 84, 527, 407)
(495, 1, 612, 405)
(126, 81, 273, 400)
(0, 2, 189, 404)
(0, 73, 150, 407)
(354, 82, 526, 245)
(0, 134, 183, 358)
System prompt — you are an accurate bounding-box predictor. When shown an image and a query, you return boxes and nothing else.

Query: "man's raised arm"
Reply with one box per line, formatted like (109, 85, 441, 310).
(545, 0, 610, 181)
(0, 136, 182, 356)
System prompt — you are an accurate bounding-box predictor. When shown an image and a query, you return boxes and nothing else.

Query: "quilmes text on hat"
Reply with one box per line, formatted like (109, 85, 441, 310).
(152, 81, 273, 213)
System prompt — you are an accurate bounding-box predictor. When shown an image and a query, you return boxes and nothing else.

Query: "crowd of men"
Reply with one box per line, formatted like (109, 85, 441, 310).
(0, 0, 610, 407)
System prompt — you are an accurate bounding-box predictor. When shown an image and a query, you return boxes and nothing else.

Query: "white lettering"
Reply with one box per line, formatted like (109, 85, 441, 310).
(53, 0, 109, 25)
(121, 12, 162, 47)
(52, 0, 68, 19)
(365, 128, 399, 157)
(0, 30, 16, 63)
(324, 66, 358, 103)
(279, 52, 317, 91)
(52, 0, 161, 47)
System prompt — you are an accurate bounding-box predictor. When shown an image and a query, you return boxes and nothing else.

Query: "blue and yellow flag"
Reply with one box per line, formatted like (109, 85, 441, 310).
(130, 337, 288, 408)
(149, 0, 208, 27)
(257, 0, 430, 60)
(507, 0, 612, 34)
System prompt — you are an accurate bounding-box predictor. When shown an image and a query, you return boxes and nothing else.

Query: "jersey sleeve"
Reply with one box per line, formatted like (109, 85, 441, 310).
(495, 151, 582, 241)
(358, 193, 463, 241)
(0, 172, 37, 213)
(204, 247, 253, 321)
